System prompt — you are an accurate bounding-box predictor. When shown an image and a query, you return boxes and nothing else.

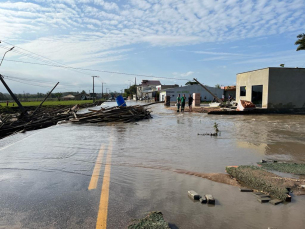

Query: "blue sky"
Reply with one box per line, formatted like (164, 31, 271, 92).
(0, 0, 305, 94)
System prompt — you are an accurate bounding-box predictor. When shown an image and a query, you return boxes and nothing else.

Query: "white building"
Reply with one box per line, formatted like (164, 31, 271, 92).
(159, 84, 224, 102)
(136, 80, 161, 99)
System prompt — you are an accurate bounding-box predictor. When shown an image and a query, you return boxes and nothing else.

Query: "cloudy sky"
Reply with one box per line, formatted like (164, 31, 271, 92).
(1, 0, 305, 94)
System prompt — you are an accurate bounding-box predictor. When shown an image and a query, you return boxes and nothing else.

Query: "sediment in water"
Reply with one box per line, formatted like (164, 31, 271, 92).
(226, 166, 293, 201)
(128, 211, 170, 229)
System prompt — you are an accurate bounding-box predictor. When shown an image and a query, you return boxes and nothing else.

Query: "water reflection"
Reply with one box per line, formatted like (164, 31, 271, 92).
(1, 102, 305, 229)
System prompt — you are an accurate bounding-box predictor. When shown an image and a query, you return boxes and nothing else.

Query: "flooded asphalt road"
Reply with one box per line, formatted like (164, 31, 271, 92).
(0, 101, 305, 229)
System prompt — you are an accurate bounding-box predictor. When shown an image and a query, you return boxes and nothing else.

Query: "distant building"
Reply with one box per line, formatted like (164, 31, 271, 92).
(160, 85, 223, 102)
(221, 86, 236, 100)
(137, 80, 161, 99)
(156, 84, 179, 91)
(236, 67, 305, 108)
(62, 94, 75, 100)
(74, 92, 90, 100)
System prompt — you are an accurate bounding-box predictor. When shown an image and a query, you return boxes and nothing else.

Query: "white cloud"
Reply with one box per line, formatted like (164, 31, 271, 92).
(142, 35, 202, 46)
(180, 71, 194, 77)
(172, 71, 195, 77)
(1, 0, 305, 92)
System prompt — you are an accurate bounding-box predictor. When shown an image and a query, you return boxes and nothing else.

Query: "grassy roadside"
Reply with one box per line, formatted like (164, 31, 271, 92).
(0, 100, 97, 107)
(258, 162, 305, 175)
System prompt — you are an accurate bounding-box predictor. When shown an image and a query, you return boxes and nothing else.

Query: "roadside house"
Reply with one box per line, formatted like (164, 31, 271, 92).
(160, 85, 223, 102)
(236, 67, 305, 108)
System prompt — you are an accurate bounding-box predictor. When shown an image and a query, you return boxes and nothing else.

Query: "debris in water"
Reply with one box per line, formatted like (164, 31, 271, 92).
(199, 196, 207, 204)
(188, 190, 201, 200)
(240, 187, 253, 192)
(270, 199, 283, 205)
(128, 211, 170, 229)
(70, 104, 153, 124)
(205, 194, 215, 204)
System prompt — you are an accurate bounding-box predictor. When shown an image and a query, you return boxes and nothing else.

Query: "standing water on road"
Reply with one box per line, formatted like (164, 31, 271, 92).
(0, 101, 304, 229)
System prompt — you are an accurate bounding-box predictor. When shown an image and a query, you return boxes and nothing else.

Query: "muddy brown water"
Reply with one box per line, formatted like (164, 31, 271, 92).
(0, 101, 304, 229)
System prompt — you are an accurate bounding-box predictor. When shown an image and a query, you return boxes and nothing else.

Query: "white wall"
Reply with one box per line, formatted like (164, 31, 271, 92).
(163, 85, 223, 102)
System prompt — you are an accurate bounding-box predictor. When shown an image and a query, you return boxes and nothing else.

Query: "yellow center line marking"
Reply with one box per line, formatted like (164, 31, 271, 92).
(96, 140, 113, 229)
(88, 144, 106, 190)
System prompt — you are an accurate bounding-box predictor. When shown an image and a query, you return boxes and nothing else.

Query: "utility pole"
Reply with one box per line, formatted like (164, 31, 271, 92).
(0, 75, 26, 114)
(91, 76, 98, 102)
(0, 44, 26, 114)
(135, 77, 137, 101)
(102, 82, 106, 99)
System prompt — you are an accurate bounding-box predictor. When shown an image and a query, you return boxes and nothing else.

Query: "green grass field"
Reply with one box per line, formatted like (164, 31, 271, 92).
(0, 100, 95, 107)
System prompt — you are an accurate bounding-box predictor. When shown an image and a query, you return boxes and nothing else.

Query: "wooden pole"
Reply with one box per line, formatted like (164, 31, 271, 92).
(0, 74, 26, 114)
(32, 82, 59, 116)
(193, 78, 223, 104)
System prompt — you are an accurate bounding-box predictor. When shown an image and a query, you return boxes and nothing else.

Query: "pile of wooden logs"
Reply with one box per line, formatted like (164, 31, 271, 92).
(0, 105, 77, 139)
(0, 103, 153, 139)
(70, 104, 152, 123)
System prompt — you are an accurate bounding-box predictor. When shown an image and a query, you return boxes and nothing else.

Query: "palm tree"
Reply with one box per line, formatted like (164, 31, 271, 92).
(295, 33, 305, 51)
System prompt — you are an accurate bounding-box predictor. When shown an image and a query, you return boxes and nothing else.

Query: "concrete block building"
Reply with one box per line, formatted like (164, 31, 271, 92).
(160, 84, 223, 102)
(236, 67, 305, 109)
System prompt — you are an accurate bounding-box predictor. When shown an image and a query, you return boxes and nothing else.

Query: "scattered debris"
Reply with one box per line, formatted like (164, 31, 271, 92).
(270, 199, 283, 205)
(199, 196, 207, 204)
(128, 212, 170, 229)
(188, 190, 201, 200)
(198, 122, 220, 136)
(0, 103, 154, 139)
(197, 133, 218, 136)
(0, 105, 78, 139)
(213, 122, 219, 133)
(205, 194, 215, 204)
(240, 187, 253, 192)
(70, 104, 153, 124)
(257, 197, 271, 203)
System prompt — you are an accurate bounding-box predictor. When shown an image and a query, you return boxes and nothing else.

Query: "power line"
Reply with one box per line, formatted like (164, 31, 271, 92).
(2, 75, 79, 89)
(4, 59, 189, 80)
(0, 43, 93, 76)
(5, 77, 56, 88)
(0, 40, 190, 81)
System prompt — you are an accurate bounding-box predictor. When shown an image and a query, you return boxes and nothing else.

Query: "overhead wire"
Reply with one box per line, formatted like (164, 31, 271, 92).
(2, 75, 81, 90)
(3, 59, 190, 80)
(0, 43, 93, 77)
(0, 40, 190, 81)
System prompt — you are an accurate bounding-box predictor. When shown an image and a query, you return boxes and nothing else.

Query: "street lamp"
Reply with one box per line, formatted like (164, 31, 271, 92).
(0, 44, 26, 113)
(0, 44, 14, 67)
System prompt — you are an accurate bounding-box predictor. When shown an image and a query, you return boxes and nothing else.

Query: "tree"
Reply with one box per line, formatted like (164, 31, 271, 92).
(215, 84, 221, 89)
(55, 93, 62, 101)
(185, 81, 198, 85)
(295, 33, 305, 51)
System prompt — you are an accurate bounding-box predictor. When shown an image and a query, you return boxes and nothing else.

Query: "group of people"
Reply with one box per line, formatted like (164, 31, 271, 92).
(176, 94, 193, 112)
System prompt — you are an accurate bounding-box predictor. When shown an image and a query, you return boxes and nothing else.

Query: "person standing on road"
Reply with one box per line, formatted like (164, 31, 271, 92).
(177, 94, 181, 112)
(181, 94, 186, 113)
(188, 94, 193, 112)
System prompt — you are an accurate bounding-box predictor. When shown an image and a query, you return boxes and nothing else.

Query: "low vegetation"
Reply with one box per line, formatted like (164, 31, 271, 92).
(258, 162, 305, 175)
(128, 212, 170, 229)
(226, 166, 289, 201)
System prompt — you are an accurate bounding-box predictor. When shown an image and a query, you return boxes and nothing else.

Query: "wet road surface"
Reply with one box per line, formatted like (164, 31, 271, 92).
(0, 101, 305, 229)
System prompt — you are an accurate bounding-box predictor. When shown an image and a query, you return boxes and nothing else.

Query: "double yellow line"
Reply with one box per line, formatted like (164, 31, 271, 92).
(88, 140, 113, 229)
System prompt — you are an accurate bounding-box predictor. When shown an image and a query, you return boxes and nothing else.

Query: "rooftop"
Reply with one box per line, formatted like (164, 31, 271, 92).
(237, 67, 305, 75)
(140, 80, 162, 86)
